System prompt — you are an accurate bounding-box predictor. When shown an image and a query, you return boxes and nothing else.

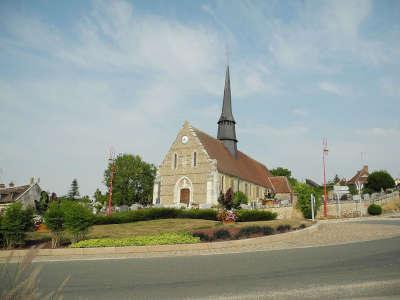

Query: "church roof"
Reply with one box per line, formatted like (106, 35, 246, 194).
(193, 127, 273, 189)
(269, 176, 292, 194)
(218, 65, 235, 123)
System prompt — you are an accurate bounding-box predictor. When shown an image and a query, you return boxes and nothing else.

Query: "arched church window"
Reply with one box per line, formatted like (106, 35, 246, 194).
(174, 153, 177, 169)
(193, 152, 197, 167)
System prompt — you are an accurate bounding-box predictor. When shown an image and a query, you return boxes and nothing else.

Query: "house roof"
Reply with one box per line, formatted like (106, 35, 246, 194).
(347, 165, 369, 185)
(193, 127, 274, 189)
(0, 185, 31, 203)
(269, 176, 292, 194)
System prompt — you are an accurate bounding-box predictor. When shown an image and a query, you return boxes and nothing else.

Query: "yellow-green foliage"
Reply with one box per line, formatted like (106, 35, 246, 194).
(70, 232, 199, 248)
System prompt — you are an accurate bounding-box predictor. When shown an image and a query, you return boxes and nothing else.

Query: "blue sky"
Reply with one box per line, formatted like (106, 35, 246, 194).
(1, 0, 399, 196)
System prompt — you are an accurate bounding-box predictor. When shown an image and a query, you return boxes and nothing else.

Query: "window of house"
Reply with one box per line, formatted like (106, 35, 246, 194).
(256, 186, 259, 198)
(193, 152, 197, 167)
(245, 183, 248, 196)
(221, 175, 224, 191)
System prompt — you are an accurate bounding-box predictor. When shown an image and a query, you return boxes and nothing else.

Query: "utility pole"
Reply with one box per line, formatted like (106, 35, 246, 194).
(107, 149, 116, 216)
(322, 138, 329, 218)
(310, 194, 315, 221)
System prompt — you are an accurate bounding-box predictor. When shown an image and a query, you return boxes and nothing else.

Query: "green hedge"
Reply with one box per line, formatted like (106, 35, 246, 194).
(93, 208, 218, 225)
(236, 210, 277, 222)
(93, 207, 277, 225)
(70, 232, 199, 248)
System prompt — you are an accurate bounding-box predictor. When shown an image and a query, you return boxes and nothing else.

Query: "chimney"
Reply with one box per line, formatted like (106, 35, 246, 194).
(9, 181, 15, 188)
(0, 183, 5, 189)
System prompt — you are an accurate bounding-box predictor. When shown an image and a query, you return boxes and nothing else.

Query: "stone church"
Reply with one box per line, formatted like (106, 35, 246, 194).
(153, 65, 292, 208)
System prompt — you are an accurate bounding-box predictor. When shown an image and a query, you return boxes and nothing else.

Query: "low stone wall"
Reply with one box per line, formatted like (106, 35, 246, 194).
(263, 206, 304, 220)
(317, 191, 400, 218)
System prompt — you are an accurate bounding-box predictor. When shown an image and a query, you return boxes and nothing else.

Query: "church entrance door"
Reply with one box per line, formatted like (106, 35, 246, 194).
(180, 188, 190, 205)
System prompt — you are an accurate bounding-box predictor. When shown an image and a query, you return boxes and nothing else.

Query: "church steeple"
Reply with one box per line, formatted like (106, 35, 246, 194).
(218, 65, 238, 157)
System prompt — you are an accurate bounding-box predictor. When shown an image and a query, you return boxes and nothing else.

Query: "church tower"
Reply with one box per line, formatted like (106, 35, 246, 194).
(217, 65, 238, 157)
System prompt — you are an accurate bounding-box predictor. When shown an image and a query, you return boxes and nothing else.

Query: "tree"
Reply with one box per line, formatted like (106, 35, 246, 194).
(104, 154, 156, 206)
(233, 191, 248, 209)
(333, 174, 340, 184)
(0, 203, 34, 248)
(365, 170, 395, 193)
(68, 179, 80, 200)
(218, 188, 234, 210)
(61, 201, 93, 243)
(35, 191, 50, 215)
(44, 202, 65, 248)
(294, 182, 322, 219)
(270, 167, 297, 186)
(94, 188, 107, 204)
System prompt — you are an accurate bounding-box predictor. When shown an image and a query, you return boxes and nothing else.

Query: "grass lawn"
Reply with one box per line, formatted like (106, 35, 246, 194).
(88, 219, 218, 239)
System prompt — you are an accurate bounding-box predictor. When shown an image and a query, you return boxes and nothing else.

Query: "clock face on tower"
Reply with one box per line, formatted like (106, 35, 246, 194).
(181, 135, 189, 144)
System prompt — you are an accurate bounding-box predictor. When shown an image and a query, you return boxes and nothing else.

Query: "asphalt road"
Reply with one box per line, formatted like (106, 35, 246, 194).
(2, 220, 400, 299)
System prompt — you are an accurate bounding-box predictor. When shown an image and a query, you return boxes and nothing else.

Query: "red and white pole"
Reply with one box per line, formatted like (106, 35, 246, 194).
(107, 151, 116, 216)
(323, 138, 329, 218)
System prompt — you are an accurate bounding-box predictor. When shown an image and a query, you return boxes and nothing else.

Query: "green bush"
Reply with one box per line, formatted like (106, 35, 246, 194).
(235, 225, 275, 239)
(236, 225, 263, 237)
(61, 201, 94, 242)
(294, 182, 322, 219)
(93, 208, 277, 225)
(233, 191, 248, 209)
(368, 204, 382, 215)
(213, 228, 231, 240)
(70, 232, 199, 248)
(178, 209, 217, 220)
(44, 202, 65, 248)
(0, 203, 34, 248)
(192, 231, 212, 242)
(235, 210, 277, 222)
(261, 226, 274, 235)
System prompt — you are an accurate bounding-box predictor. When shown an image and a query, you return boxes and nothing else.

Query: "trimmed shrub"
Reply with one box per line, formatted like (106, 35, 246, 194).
(178, 209, 217, 220)
(93, 208, 217, 225)
(368, 204, 382, 215)
(237, 226, 263, 237)
(236, 210, 277, 222)
(276, 224, 291, 233)
(61, 201, 94, 242)
(44, 202, 65, 248)
(0, 203, 34, 248)
(192, 231, 212, 242)
(70, 232, 199, 248)
(213, 228, 231, 240)
(235, 225, 275, 239)
(261, 226, 274, 235)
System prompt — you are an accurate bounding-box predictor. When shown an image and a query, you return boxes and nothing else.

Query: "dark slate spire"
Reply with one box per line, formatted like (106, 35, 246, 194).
(218, 65, 238, 157)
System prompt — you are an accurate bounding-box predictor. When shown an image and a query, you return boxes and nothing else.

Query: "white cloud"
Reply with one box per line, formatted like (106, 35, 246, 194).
(292, 108, 308, 117)
(319, 81, 345, 96)
(356, 127, 400, 137)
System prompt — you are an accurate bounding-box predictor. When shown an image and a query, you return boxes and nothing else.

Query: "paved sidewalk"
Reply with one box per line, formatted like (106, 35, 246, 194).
(1, 217, 400, 262)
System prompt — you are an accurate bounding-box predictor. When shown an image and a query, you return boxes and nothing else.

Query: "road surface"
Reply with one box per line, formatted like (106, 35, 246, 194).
(2, 219, 400, 299)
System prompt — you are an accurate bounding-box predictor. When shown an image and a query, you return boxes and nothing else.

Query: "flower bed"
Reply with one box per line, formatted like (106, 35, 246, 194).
(192, 223, 306, 242)
(70, 232, 200, 248)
